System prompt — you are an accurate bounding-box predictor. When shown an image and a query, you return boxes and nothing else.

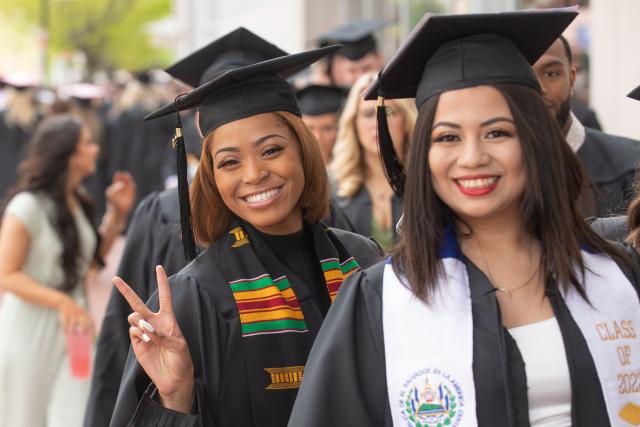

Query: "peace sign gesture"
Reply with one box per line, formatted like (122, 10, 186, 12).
(113, 265, 194, 414)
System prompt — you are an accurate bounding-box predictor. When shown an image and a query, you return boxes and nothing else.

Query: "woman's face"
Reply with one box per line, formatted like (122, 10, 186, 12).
(355, 97, 406, 157)
(428, 85, 526, 223)
(69, 126, 99, 179)
(210, 112, 305, 235)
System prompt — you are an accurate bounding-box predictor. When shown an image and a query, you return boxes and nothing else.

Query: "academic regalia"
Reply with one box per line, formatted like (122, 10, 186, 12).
(336, 186, 403, 242)
(0, 111, 32, 199)
(84, 188, 186, 427)
(296, 84, 347, 116)
(288, 249, 640, 427)
(577, 127, 640, 216)
(589, 215, 629, 243)
(109, 221, 382, 426)
(571, 97, 602, 131)
(105, 102, 175, 207)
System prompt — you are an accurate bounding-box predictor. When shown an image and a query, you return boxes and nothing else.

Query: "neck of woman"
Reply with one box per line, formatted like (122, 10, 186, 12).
(459, 210, 534, 257)
(363, 150, 394, 194)
(65, 174, 81, 212)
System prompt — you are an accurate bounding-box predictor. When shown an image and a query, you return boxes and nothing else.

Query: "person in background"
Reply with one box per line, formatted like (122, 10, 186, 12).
(296, 84, 346, 165)
(105, 71, 173, 209)
(290, 9, 640, 427)
(0, 77, 41, 200)
(317, 21, 386, 88)
(331, 72, 416, 251)
(0, 114, 135, 426)
(533, 35, 640, 217)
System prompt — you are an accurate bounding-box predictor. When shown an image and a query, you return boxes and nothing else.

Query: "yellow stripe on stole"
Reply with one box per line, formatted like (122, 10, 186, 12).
(233, 286, 296, 301)
(239, 307, 305, 324)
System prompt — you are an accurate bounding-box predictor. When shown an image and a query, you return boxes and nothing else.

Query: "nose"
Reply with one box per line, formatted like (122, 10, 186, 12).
(243, 159, 267, 184)
(457, 138, 489, 169)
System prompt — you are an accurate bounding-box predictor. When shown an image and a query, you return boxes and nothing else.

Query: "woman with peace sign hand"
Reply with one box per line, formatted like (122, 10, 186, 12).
(108, 45, 382, 427)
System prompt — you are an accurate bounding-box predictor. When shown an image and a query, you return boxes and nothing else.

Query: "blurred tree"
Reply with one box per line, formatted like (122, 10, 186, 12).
(0, 0, 171, 73)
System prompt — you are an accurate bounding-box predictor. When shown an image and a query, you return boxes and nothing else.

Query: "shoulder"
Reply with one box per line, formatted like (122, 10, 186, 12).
(329, 228, 383, 268)
(583, 128, 640, 176)
(341, 260, 386, 300)
(4, 191, 50, 232)
(157, 187, 180, 223)
(589, 216, 628, 242)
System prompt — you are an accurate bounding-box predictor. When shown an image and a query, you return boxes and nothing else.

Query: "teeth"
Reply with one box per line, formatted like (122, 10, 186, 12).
(245, 188, 281, 203)
(457, 177, 497, 189)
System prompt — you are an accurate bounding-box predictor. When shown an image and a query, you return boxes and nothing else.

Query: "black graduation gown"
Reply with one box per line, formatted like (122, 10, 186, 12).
(105, 105, 175, 207)
(577, 128, 640, 217)
(85, 188, 187, 427)
(0, 112, 35, 200)
(337, 186, 403, 240)
(109, 221, 381, 427)
(288, 250, 640, 427)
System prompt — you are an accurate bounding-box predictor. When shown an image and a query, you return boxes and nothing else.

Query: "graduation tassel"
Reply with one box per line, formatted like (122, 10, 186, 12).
(172, 112, 199, 261)
(376, 88, 405, 197)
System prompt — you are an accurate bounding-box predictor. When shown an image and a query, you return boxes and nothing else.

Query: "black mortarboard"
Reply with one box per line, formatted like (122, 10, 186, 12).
(628, 85, 640, 101)
(318, 21, 386, 60)
(145, 45, 340, 261)
(166, 27, 288, 87)
(363, 8, 577, 197)
(296, 84, 347, 116)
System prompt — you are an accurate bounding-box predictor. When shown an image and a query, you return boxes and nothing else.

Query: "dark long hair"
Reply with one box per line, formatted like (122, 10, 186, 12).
(393, 83, 629, 303)
(2, 114, 103, 292)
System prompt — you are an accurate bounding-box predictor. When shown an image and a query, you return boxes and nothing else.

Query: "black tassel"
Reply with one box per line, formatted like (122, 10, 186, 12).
(172, 114, 199, 261)
(376, 94, 405, 197)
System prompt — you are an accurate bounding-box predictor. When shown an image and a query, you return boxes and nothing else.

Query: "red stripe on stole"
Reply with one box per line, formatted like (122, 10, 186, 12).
(326, 279, 343, 294)
(236, 296, 301, 311)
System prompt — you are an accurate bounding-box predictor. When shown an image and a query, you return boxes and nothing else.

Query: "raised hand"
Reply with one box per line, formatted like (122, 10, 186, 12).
(113, 265, 194, 414)
(105, 171, 136, 221)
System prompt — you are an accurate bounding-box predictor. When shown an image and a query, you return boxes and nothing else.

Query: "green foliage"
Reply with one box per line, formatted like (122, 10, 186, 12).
(0, 0, 171, 72)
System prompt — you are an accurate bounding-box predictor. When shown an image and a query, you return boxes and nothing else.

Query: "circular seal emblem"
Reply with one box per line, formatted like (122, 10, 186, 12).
(399, 368, 464, 427)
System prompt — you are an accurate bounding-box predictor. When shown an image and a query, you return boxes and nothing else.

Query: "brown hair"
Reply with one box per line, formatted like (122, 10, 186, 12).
(626, 174, 640, 248)
(190, 111, 330, 245)
(393, 83, 629, 303)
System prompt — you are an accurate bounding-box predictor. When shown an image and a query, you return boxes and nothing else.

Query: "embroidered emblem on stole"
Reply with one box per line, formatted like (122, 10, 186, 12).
(229, 274, 308, 337)
(320, 257, 360, 301)
(264, 366, 305, 390)
(230, 227, 250, 248)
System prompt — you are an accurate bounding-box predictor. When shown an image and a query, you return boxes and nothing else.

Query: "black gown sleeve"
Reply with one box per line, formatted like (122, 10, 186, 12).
(287, 263, 391, 427)
(85, 193, 162, 427)
(109, 274, 221, 427)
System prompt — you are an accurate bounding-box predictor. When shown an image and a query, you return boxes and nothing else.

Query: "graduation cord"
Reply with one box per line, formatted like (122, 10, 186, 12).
(172, 94, 199, 262)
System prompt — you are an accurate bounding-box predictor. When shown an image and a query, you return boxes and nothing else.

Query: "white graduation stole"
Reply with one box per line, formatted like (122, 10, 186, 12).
(383, 251, 640, 427)
(560, 251, 640, 427)
(383, 257, 478, 427)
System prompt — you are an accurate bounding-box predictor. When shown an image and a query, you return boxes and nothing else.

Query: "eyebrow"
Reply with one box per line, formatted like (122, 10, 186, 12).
(432, 117, 514, 130)
(540, 59, 565, 68)
(214, 133, 286, 158)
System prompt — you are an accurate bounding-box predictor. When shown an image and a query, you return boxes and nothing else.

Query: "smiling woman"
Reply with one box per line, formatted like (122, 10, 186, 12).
(191, 111, 328, 245)
(108, 45, 382, 427)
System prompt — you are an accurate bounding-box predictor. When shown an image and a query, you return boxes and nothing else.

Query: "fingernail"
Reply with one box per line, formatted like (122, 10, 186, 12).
(138, 319, 155, 334)
(142, 333, 151, 342)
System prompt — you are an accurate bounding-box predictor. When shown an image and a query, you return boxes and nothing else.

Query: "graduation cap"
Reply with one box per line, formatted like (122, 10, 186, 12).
(145, 45, 341, 261)
(166, 27, 288, 88)
(296, 84, 347, 116)
(363, 8, 578, 197)
(628, 85, 640, 101)
(319, 20, 386, 60)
